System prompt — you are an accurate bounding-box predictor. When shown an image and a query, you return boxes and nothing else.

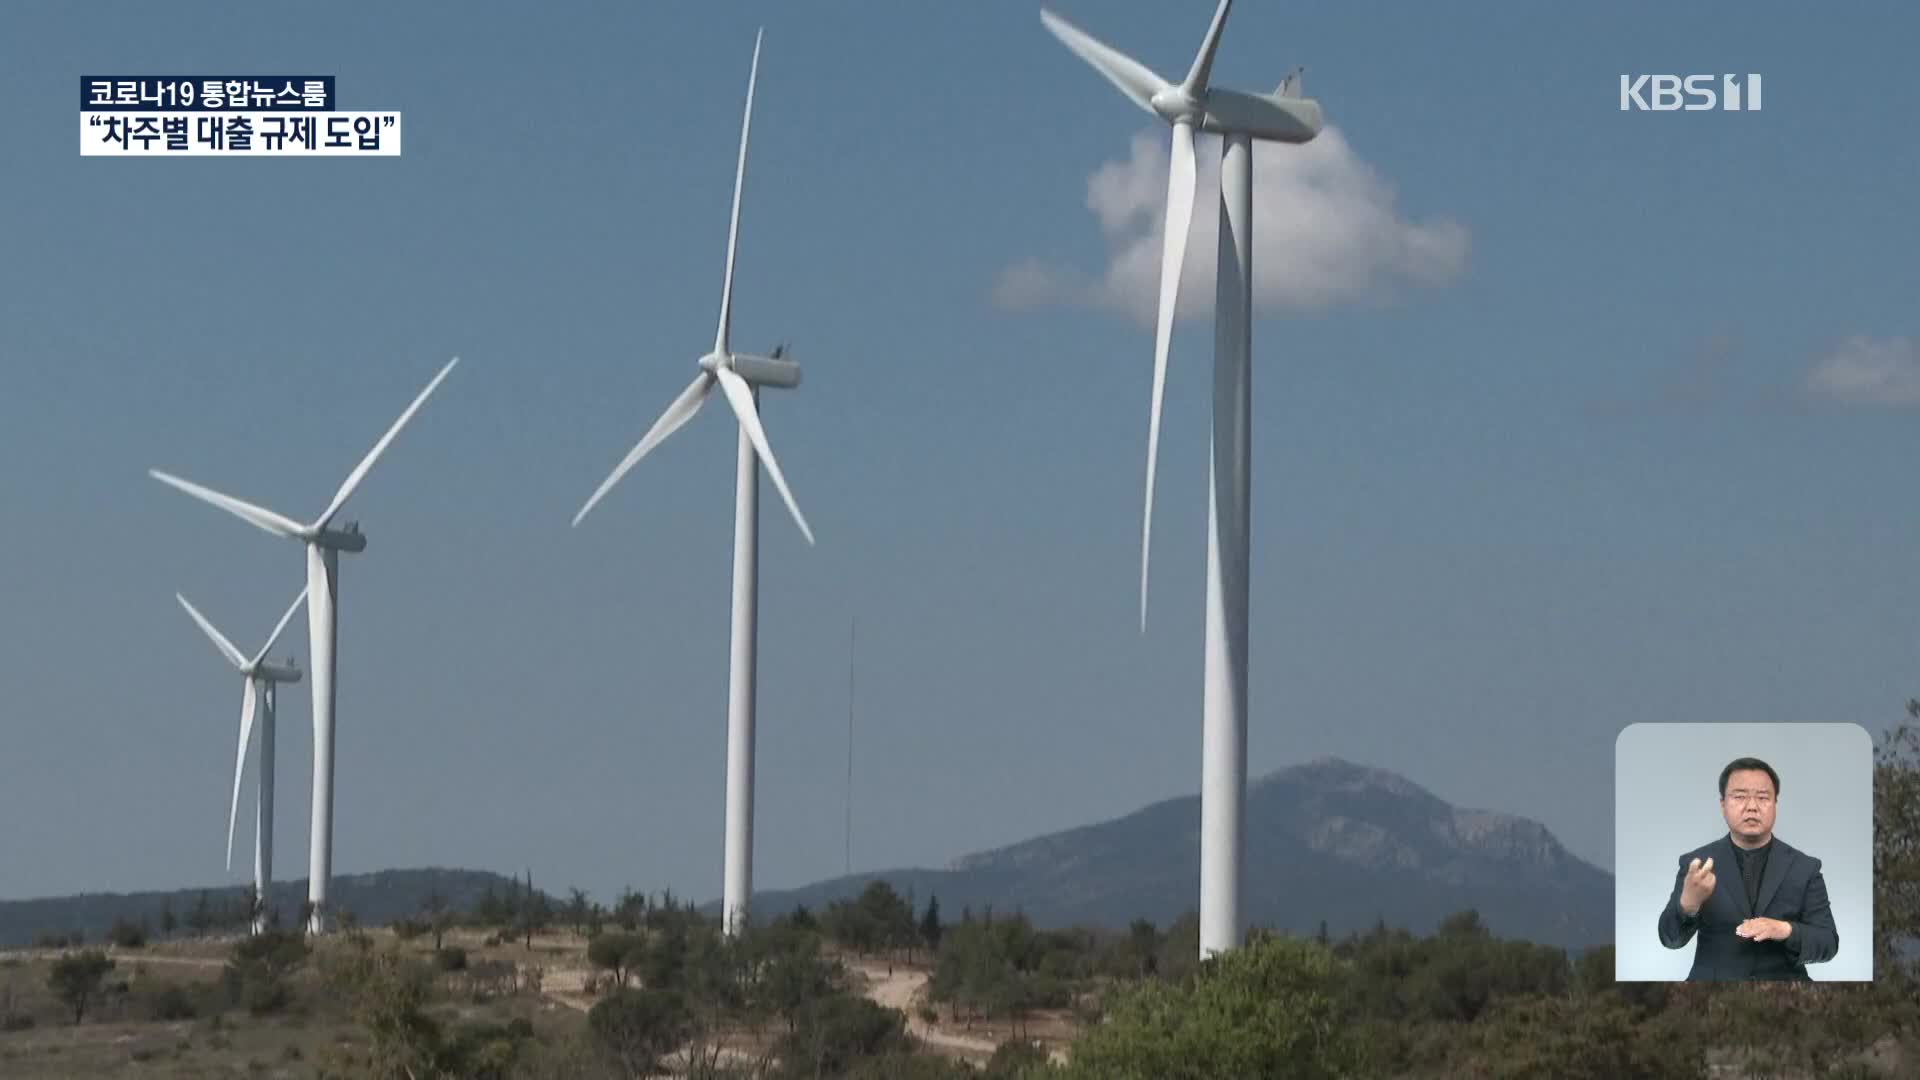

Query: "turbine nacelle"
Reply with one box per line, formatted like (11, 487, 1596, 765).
(1195, 87, 1322, 144)
(312, 524, 368, 552)
(729, 351, 803, 390)
(250, 662, 303, 685)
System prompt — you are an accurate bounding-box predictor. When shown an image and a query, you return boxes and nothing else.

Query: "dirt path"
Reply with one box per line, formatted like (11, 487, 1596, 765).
(847, 960, 1002, 1058)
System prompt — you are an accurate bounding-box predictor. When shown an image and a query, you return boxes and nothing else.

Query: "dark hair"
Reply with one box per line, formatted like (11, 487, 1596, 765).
(1719, 757, 1780, 798)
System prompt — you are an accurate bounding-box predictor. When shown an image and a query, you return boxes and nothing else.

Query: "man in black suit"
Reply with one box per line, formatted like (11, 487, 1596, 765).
(1656, 757, 1839, 980)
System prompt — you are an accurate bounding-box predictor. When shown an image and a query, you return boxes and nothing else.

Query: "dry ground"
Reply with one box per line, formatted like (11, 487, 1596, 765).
(2, 928, 1086, 1077)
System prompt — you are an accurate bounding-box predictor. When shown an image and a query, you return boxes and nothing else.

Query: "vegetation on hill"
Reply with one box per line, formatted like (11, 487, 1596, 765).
(0, 868, 532, 949)
(0, 708, 1915, 1076)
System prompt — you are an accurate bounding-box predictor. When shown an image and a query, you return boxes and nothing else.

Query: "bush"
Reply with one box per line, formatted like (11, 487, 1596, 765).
(434, 947, 468, 972)
(987, 1038, 1052, 1077)
(2, 1014, 34, 1032)
(47, 950, 115, 1024)
(1058, 934, 1362, 1080)
(223, 930, 308, 1017)
(144, 982, 198, 1021)
(776, 993, 912, 1078)
(108, 919, 148, 949)
(587, 988, 693, 1078)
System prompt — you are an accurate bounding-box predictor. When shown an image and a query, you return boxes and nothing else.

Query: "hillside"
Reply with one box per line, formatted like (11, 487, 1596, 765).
(0, 867, 527, 947)
(737, 756, 1612, 948)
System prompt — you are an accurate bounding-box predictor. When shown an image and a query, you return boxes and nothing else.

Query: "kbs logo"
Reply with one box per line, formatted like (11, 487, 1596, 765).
(1619, 74, 1762, 111)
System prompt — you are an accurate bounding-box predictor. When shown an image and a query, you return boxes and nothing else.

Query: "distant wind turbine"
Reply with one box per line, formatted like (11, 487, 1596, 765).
(174, 586, 306, 934)
(1042, 0, 1323, 958)
(572, 30, 814, 938)
(150, 355, 460, 934)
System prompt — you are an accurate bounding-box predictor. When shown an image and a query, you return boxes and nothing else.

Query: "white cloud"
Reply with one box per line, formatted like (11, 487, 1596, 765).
(1806, 336, 1920, 407)
(993, 127, 1470, 325)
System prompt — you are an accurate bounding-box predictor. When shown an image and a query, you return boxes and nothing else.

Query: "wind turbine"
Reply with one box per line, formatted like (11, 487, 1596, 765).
(149, 355, 460, 934)
(174, 587, 307, 934)
(572, 30, 813, 939)
(1041, 0, 1323, 957)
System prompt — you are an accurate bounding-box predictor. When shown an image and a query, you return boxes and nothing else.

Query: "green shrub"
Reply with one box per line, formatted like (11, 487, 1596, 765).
(144, 982, 198, 1021)
(987, 1038, 1052, 1077)
(1058, 934, 1361, 1080)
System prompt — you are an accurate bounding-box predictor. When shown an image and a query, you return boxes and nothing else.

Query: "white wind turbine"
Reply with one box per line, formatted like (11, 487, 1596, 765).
(174, 587, 307, 933)
(1041, 0, 1323, 957)
(572, 29, 813, 939)
(150, 356, 460, 934)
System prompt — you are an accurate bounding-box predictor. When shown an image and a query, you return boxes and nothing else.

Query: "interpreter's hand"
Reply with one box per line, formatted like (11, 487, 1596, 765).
(1735, 918, 1793, 943)
(1679, 857, 1716, 916)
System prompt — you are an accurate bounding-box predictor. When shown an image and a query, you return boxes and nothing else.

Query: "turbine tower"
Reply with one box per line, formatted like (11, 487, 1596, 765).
(1041, 0, 1323, 957)
(174, 587, 307, 934)
(573, 30, 814, 939)
(150, 356, 460, 934)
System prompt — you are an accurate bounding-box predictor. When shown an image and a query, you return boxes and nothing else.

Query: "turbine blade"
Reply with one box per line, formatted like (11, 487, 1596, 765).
(714, 365, 814, 546)
(149, 470, 305, 539)
(573, 371, 715, 527)
(1040, 8, 1168, 116)
(714, 30, 762, 355)
(1182, 0, 1233, 97)
(251, 586, 309, 667)
(227, 678, 257, 872)
(1142, 120, 1197, 632)
(177, 593, 248, 670)
(313, 356, 460, 530)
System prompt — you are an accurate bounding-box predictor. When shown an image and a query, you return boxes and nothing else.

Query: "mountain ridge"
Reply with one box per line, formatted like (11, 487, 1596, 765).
(734, 756, 1612, 948)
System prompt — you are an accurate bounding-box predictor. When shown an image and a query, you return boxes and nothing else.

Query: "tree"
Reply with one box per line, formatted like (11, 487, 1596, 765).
(1127, 919, 1159, 978)
(238, 884, 264, 932)
(985, 1037, 1051, 1079)
(422, 888, 453, 951)
(158, 899, 177, 940)
(108, 918, 147, 949)
(565, 887, 591, 937)
(921, 894, 944, 954)
(319, 944, 455, 1078)
(519, 870, 551, 949)
(225, 930, 310, 1015)
(1059, 933, 1363, 1080)
(588, 932, 645, 989)
(753, 926, 842, 1034)
(47, 950, 115, 1024)
(776, 992, 912, 1078)
(614, 886, 645, 931)
(1437, 909, 1489, 939)
(1441, 992, 1702, 1079)
(187, 890, 213, 938)
(1875, 705, 1920, 979)
(473, 885, 506, 927)
(588, 989, 693, 1078)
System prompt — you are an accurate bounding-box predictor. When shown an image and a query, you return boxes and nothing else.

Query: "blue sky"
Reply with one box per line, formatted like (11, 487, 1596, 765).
(2, 1, 1917, 908)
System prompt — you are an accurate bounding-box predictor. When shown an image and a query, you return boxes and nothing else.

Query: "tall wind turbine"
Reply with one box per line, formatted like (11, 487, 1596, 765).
(1041, 0, 1323, 957)
(572, 29, 814, 939)
(174, 587, 307, 933)
(150, 356, 460, 934)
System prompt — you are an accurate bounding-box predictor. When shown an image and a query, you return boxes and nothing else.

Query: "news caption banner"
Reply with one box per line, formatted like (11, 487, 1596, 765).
(81, 76, 400, 156)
